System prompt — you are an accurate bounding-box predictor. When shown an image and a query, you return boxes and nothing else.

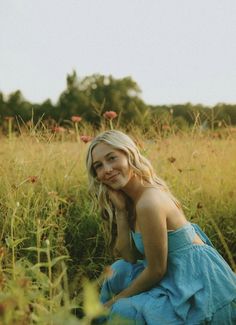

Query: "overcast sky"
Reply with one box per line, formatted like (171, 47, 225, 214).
(1, 0, 236, 106)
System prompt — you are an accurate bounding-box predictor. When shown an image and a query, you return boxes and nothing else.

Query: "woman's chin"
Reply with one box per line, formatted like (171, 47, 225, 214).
(109, 183, 122, 190)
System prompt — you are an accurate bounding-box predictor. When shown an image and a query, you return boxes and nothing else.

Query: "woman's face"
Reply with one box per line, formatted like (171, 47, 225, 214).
(91, 142, 133, 190)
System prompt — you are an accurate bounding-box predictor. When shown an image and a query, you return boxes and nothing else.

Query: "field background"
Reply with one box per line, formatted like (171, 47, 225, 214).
(0, 125, 236, 324)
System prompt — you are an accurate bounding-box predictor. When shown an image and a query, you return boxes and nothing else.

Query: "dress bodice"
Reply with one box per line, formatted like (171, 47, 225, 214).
(131, 222, 213, 255)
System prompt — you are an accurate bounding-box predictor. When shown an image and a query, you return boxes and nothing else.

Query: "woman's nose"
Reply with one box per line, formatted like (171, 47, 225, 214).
(104, 164, 113, 173)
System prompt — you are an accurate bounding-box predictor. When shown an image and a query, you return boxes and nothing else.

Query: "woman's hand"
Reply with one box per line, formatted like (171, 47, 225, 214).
(104, 297, 117, 309)
(107, 188, 127, 211)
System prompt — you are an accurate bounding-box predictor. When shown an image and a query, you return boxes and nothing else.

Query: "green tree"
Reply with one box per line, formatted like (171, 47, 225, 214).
(57, 71, 148, 127)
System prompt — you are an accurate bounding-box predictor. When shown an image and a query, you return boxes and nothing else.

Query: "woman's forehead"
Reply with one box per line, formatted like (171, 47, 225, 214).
(91, 142, 116, 161)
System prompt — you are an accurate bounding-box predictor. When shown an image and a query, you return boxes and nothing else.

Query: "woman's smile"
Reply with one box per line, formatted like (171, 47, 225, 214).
(107, 173, 120, 182)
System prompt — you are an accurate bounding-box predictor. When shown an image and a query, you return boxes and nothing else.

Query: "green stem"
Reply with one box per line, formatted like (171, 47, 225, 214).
(46, 240, 53, 312)
(36, 219, 41, 265)
(11, 209, 16, 280)
(75, 122, 79, 141)
(109, 120, 113, 130)
(8, 119, 12, 140)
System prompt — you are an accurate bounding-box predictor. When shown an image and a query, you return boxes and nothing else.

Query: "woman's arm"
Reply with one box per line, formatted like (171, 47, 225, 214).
(114, 209, 140, 263)
(106, 193, 168, 306)
(108, 189, 139, 263)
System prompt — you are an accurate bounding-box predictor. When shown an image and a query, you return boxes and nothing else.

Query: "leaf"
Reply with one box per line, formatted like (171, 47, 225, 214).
(50, 255, 70, 268)
(52, 268, 67, 289)
(13, 237, 28, 247)
(5, 237, 28, 248)
(5, 237, 14, 248)
(31, 262, 50, 269)
(83, 279, 107, 319)
(22, 246, 48, 253)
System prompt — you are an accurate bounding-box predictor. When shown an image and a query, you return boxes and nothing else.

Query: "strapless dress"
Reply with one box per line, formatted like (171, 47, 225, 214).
(100, 223, 236, 324)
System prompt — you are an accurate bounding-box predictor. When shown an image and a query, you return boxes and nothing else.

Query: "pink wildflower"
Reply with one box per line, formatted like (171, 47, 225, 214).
(27, 176, 38, 183)
(80, 135, 93, 143)
(103, 111, 117, 120)
(71, 116, 82, 123)
(4, 116, 14, 121)
(52, 126, 66, 133)
(162, 124, 171, 131)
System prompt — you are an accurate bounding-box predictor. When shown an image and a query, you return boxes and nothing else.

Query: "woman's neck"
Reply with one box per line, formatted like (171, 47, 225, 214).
(122, 174, 148, 204)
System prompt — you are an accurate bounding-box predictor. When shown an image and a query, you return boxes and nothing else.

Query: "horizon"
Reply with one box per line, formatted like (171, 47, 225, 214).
(1, 72, 236, 108)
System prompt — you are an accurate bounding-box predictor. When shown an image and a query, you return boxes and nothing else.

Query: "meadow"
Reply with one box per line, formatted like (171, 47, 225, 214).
(0, 124, 235, 324)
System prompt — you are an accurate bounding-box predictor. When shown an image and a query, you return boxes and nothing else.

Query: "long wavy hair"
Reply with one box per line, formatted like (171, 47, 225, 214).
(86, 130, 180, 242)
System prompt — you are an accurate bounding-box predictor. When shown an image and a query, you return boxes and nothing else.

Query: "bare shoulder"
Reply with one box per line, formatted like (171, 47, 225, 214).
(136, 187, 169, 213)
(135, 188, 168, 233)
(136, 187, 187, 232)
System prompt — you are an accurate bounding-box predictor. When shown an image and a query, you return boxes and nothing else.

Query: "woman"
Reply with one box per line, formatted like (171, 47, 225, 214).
(86, 130, 236, 324)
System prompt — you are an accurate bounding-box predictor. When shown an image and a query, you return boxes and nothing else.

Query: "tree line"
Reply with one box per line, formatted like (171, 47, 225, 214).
(0, 71, 236, 130)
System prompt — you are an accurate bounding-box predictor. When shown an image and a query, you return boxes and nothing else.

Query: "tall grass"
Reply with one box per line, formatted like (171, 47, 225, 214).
(0, 126, 235, 323)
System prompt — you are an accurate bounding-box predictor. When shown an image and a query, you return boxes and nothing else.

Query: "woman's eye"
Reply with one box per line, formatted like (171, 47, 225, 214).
(109, 156, 116, 161)
(94, 164, 102, 170)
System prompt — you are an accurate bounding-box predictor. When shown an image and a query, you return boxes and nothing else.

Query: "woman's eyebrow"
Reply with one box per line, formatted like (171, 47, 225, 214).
(92, 152, 116, 165)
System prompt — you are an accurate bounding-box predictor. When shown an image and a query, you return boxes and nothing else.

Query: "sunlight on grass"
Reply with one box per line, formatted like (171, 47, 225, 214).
(0, 126, 235, 323)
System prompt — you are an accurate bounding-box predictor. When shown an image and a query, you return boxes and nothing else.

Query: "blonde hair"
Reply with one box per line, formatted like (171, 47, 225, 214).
(86, 130, 180, 239)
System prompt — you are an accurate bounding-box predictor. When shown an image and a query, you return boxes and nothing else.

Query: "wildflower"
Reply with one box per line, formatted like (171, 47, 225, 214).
(162, 124, 171, 131)
(27, 176, 38, 183)
(103, 111, 118, 130)
(4, 116, 14, 121)
(103, 111, 117, 120)
(0, 303, 5, 316)
(0, 247, 6, 258)
(52, 126, 66, 133)
(18, 277, 31, 288)
(168, 157, 176, 163)
(197, 202, 203, 209)
(80, 135, 93, 143)
(71, 115, 82, 123)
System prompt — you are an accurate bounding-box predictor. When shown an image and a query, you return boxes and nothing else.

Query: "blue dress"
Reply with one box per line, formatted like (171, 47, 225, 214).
(100, 223, 236, 324)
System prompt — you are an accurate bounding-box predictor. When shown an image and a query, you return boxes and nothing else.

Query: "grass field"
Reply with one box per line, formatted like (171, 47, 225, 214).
(0, 126, 235, 324)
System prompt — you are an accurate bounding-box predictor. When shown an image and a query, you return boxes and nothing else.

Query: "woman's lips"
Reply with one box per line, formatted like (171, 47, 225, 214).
(107, 173, 120, 181)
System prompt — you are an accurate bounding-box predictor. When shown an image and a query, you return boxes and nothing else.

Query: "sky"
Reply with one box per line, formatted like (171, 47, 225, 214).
(0, 0, 236, 106)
